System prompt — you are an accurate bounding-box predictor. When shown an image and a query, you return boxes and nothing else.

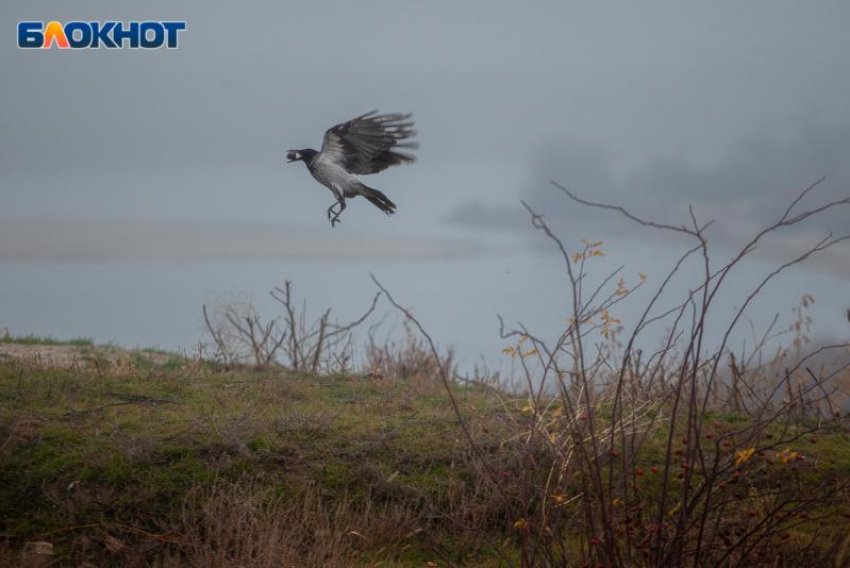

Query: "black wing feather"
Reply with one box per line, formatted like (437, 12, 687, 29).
(321, 110, 418, 175)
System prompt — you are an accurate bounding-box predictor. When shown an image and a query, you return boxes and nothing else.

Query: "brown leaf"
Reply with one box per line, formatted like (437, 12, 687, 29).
(103, 534, 125, 554)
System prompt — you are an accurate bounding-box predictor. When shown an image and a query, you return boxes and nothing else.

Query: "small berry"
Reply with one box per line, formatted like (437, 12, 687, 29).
(650, 465, 660, 474)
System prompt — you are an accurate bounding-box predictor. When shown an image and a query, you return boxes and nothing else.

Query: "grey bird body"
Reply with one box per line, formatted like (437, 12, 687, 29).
(310, 154, 362, 201)
(287, 111, 417, 226)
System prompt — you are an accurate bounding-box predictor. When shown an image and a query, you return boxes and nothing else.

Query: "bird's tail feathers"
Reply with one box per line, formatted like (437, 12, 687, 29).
(361, 185, 397, 215)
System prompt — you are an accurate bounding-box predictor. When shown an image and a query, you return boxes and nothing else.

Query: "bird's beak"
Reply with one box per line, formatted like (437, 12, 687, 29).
(286, 151, 298, 163)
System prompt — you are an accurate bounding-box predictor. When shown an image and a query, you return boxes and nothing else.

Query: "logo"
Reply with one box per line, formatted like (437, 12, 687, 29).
(18, 21, 186, 49)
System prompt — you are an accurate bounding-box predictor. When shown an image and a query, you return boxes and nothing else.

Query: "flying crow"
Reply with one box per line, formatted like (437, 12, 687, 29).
(287, 110, 418, 227)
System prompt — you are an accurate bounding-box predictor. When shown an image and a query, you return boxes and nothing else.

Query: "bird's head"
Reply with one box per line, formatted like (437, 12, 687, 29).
(286, 149, 316, 164)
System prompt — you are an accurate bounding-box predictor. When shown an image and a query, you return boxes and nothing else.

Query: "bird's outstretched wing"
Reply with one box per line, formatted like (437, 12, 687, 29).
(320, 110, 417, 175)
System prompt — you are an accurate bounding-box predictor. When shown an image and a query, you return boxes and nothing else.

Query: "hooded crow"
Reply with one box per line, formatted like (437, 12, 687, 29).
(287, 110, 418, 227)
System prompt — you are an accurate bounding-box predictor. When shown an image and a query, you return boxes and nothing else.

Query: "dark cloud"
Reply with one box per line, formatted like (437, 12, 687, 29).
(445, 200, 529, 232)
(451, 121, 850, 253)
(569, 122, 846, 236)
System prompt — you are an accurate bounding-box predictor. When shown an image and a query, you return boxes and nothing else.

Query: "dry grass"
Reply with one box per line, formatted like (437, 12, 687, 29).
(157, 483, 420, 567)
(0, 330, 848, 566)
(0, 346, 505, 567)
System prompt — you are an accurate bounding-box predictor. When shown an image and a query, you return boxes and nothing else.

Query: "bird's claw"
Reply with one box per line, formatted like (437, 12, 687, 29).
(326, 204, 338, 220)
(327, 199, 345, 227)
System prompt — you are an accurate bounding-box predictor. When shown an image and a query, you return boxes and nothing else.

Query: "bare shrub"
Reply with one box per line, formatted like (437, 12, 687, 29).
(270, 281, 380, 373)
(365, 320, 456, 383)
(202, 293, 282, 367)
(203, 281, 380, 371)
(374, 177, 850, 566)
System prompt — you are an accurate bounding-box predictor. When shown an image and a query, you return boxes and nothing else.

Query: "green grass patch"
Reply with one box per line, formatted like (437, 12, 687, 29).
(0, 332, 95, 346)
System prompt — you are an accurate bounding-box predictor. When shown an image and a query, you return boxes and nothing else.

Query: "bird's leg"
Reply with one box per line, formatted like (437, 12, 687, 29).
(328, 199, 346, 227)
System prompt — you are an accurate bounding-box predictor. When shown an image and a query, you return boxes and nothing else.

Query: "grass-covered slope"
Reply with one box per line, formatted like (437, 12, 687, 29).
(0, 347, 499, 566)
(1, 342, 849, 567)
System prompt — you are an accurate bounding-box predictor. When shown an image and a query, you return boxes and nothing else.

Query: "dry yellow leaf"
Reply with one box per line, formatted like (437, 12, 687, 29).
(734, 447, 755, 467)
(514, 518, 528, 530)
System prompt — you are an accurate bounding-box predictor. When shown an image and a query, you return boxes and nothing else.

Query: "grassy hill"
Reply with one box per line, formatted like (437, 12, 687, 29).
(1, 339, 849, 567)
(0, 340, 502, 566)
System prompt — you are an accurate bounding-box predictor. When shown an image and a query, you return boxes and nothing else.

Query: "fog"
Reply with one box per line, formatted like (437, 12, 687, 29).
(2, 1, 849, 369)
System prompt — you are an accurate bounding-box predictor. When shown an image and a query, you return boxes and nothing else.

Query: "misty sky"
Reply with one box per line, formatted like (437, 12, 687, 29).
(2, 1, 849, 364)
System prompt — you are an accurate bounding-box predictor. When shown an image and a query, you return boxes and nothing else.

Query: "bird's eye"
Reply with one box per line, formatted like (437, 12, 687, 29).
(287, 151, 298, 161)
